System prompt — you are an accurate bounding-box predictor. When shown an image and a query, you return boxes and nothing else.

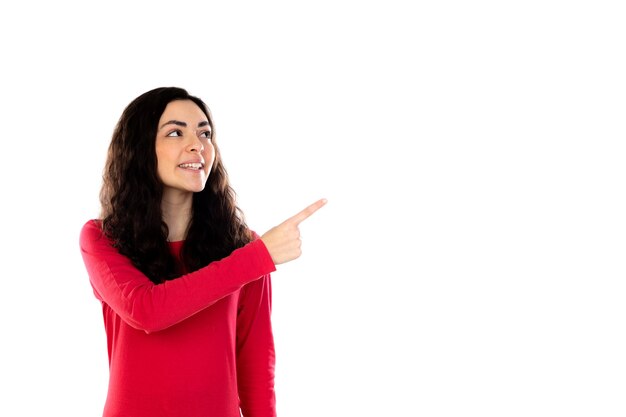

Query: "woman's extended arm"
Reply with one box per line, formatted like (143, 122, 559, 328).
(79, 220, 276, 333)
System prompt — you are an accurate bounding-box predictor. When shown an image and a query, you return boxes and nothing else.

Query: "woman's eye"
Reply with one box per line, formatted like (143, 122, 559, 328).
(166, 130, 182, 137)
(200, 131, 212, 139)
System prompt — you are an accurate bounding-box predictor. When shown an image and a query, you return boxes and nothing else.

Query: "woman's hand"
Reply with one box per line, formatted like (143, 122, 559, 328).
(260, 198, 327, 265)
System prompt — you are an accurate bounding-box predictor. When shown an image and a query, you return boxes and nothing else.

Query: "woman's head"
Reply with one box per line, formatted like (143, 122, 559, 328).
(100, 87, 252, 282)
(100, 87, 225, 217)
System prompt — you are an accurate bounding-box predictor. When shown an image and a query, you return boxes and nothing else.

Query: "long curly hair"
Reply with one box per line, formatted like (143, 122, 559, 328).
(99, 87, 252, 283)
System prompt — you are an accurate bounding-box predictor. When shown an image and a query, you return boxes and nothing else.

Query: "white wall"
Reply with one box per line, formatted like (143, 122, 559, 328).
(1, 1, 624, 416)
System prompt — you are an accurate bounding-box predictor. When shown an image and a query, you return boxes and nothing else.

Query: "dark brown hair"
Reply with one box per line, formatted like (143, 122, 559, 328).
(99, 87, 252, 283)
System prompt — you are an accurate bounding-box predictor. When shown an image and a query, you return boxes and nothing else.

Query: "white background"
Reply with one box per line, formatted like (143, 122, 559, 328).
(1, 1, 625, 416)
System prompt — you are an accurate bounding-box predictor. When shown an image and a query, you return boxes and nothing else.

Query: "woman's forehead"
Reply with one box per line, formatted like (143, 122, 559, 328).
(160, 100, 207, 121)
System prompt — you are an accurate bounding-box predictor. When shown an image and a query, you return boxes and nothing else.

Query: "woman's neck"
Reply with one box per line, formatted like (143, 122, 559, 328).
(161, 191, 193, 242)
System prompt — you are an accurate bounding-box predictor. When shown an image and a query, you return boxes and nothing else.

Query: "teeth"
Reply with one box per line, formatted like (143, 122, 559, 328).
(179, 163, 203, 169)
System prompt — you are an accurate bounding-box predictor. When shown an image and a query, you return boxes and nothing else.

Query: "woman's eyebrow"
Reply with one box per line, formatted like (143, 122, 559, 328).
(159, 120, 210, 129)
(160, 120, 186, 129)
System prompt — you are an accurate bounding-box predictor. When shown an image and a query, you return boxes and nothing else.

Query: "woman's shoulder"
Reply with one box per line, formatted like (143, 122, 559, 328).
(81, 219, 103, 233)
(79, 219, 106, 247)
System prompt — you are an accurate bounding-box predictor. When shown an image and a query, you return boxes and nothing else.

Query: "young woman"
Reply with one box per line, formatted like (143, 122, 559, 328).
(79, 87, 326, 417)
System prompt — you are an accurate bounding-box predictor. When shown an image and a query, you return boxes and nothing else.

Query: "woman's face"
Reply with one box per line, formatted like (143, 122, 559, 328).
(155, 99, 215, 196)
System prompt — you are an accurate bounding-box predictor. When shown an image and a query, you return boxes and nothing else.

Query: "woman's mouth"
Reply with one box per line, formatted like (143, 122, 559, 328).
(178, 163, 204, 170)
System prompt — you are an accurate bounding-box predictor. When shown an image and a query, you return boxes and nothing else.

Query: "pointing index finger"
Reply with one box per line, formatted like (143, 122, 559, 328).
(288, 198, 328, 225)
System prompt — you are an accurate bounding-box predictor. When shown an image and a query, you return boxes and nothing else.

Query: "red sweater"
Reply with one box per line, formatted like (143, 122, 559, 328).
(79, 220, 277, 417)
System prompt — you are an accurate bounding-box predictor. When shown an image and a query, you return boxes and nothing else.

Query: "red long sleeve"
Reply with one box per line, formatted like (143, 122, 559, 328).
(80, 219, 275, 333)
(79, 219, 277, 417)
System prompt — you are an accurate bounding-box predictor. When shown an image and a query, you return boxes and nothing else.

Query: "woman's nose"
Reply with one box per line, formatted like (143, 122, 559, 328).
(188, 135, 204, 153)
